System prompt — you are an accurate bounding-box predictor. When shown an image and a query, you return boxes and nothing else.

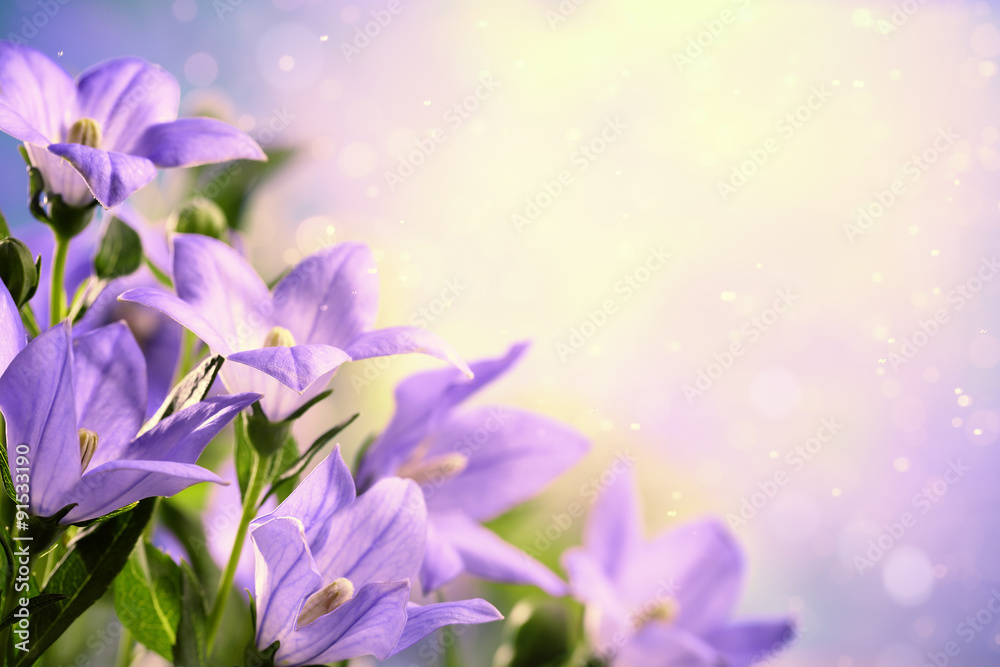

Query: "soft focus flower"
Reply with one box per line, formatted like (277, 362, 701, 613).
(357, 342, 589, 594)
(0, 320, 258, 524)
(562, 469, 795, 666)
(0, 42, 265, 208)
(121, 234, 470, 421)
(249, 447, 501, 666)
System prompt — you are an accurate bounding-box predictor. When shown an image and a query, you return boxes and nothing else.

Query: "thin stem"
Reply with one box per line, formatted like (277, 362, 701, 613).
(174, 329, 198, 386)
(18, 307, 40, 339)
(205, 448, 267, 655)
(49, 233, 69, 327)
(114, 627, 134, 667)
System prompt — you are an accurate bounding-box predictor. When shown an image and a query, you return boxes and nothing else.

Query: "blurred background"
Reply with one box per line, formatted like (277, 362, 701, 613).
(4, 0, 1000, 665)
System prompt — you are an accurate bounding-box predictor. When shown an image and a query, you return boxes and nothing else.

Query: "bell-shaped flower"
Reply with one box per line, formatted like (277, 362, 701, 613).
(249, 446, 501, 665)
(562, 469, 795, 666)
(0, 279, 26, 378)
(120, 234, 470, 421)
(357, 342, 590, 595)
(0, 42, 265, 208)
(0, 320, 258, 524)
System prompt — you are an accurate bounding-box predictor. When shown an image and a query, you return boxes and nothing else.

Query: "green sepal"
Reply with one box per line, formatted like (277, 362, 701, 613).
(262, 413, 359, 506)
(242, 639, 280, 667)
(139, 355, 225, 435)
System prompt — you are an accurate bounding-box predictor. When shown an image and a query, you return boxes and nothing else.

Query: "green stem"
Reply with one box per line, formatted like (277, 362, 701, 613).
(49, 234, 69, 327)
(114, 627, 134, 667)
(205, 447, 267, 656)
(17, 307, 39, 339)
(174, 329, 198, 386)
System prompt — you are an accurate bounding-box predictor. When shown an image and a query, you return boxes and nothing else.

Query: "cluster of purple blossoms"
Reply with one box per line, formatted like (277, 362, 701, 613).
(0, 41, 795, 666)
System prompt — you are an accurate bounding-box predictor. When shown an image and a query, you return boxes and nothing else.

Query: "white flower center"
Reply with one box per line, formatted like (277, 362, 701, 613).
(263, 326, 295, 348)
(298, 578, 354, 627)
(66, 117, 102, 149)
(78, 428, 98, 473)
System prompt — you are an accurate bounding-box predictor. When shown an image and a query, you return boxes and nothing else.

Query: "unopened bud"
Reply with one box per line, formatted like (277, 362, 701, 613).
(78, 428, 98, 473)
(263, 326, 295, 348)
(0, 238, 39, 307)
(298, 578, 354, 627)
(66, 118, 102, 149)
(169, 198, 228, 240)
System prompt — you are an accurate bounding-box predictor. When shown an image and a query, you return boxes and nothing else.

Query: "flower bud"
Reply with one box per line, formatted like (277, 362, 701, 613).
(66, 117, 103, 149)
(168, 198, 228, 241)
(0, 237, 39, 308)
(298, 578, 355, 627)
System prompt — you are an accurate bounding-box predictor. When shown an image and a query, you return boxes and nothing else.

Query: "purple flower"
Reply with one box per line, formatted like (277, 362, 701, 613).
(121, 234, 470, 421)
(0, 280, 26, 377)
(0, 320, 258, 524)
(357, 343, 590, 595)
(562, 470, 795, 666)
(0, 42, 265, 208)
(17, 215, 181, 418)
(249, 446, 501, 665)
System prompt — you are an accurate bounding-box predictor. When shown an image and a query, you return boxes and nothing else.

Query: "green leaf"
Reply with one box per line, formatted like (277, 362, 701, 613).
(235, 411, 254, 500)
(278, 390, 332, 424)
(140, 355, 225, 435)
(0, 426, 17, 503)
(0, 594, 68, 631)
(0, 206, 9, 239)
(14, 498, 155, 666)
(93, 216, 143, 280)
(263, 414, 359, 505)
(158, 502, 217, 588)
(113, 541, 182, 660)
(195, 146, 296, 231)
(172, 562, 207, 667)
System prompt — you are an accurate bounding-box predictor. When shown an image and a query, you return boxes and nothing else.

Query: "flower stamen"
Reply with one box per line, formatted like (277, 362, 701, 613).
(298, 578, 354, 627)
(263, 326, 295, 348)
(66, 118, 103, 149)
(397, 452, 469, 486)
(633, 597, 680, 628)
(78, 428, 98, 473)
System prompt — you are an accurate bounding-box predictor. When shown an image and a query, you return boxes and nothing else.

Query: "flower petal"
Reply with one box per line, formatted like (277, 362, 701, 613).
(583, 465, 643, 582)
(64, 459, 225, 524)
(420, 406, 588, 521)
(357, 342, 529, 489)
(419, 519, 464, 593)
(429, 513, 567, 595)
(311, 478, 426, 586)
(0, 42, 72, 142)
(706, 619, 796, 667)
(389, 599, 503, 658)
(227, 343, 350, 393)
(72, 322, 146, 469)
(118, 286, 232, 355)
(170, 234, 273, 352)
(73, 57, 179, 153)
(271, 243, 378, 347)
(132, 117, 265, 167)
(0, 280, 26, 376)
(613, 623, 721, 666)
(119, 393, 259, 465)
(250, 516, 324, 652)
(562, 549, 627, 634)
(344, 326, 471, 378)
(279, 580, 410, 665)
(45, 143, 157, 208)
(0, 323, 79, 517)
(253, 447, 356, 555)
(622, 519, 744, 636)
